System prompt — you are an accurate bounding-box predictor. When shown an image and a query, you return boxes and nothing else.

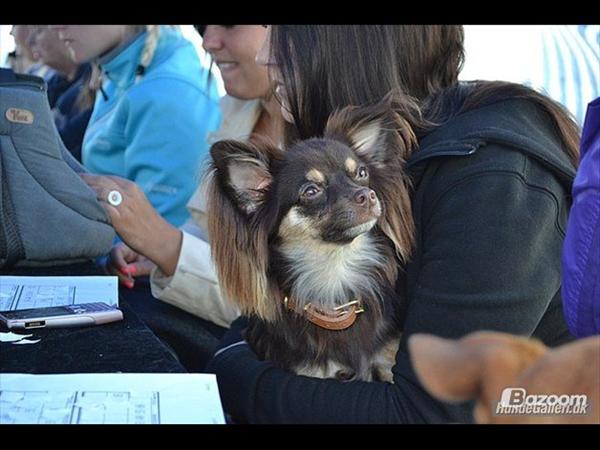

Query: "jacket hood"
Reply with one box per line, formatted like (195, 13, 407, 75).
(407, 98, 577, 184)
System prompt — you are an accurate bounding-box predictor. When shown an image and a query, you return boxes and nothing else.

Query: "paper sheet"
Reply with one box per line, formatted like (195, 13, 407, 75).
(0, 276, 118, 311)
(0, 332, 32, 343)
(0, 373, 226, 424)
(10, 338, 41, 345)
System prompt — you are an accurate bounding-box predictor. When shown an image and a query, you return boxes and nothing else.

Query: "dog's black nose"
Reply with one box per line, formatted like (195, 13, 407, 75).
(354, 188, 377, 206)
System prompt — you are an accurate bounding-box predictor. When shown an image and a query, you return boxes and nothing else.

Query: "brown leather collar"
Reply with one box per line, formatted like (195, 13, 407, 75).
(283, 296, 364, 331)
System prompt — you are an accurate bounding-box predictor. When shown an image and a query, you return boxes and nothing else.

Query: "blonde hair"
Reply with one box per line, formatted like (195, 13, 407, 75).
(134, 25, 183, 82)
(84, 26, 182, 107)
(75, 63, 101, 111)
(135, 25, 161, 82)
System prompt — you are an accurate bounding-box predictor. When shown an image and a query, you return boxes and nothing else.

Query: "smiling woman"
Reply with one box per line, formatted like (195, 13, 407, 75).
(202, 25, 271, 101)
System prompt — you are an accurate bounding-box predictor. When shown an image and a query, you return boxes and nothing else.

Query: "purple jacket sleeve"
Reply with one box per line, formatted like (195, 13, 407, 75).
(562, 97, 600, 338)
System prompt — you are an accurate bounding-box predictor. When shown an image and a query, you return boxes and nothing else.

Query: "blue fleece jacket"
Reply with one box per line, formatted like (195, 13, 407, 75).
(82, 27, 222, 227)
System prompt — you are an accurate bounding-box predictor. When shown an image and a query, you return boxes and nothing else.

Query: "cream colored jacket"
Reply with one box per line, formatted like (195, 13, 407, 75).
(149, 96, 263, 328)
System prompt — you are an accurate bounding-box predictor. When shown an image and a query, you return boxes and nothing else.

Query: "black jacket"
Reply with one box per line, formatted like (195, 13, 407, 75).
(208, 98, 577, 423)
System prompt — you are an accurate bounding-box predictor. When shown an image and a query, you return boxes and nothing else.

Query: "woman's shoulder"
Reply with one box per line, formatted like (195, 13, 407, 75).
(124, 71, 220, 117)
(410, 97, 576, 186)
(208, 96, 262, 143)
(132, 32, 219, 102)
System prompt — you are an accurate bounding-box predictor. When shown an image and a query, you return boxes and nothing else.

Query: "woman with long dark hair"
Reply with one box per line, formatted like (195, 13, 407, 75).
(208, 25, 581, 423)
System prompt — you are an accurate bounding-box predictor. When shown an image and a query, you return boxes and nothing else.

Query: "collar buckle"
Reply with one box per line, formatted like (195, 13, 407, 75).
(284, 296, 363, 331)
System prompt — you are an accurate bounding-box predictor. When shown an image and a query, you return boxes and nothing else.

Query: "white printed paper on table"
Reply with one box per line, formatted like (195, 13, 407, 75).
(0, 276, 118, 311)
(0, 373, 226, 424)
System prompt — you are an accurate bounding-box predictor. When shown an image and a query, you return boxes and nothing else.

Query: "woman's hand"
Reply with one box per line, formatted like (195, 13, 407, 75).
(107, 242, 156, 288)
(81, 173, 183, 276)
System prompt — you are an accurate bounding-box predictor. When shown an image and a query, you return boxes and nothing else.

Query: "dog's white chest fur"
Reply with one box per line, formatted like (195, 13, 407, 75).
(278, 208, 386, 311)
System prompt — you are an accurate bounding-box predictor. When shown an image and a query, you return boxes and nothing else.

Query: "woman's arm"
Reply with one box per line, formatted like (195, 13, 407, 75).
(79, 173, 183, 277)
(150, 230, 241, 328)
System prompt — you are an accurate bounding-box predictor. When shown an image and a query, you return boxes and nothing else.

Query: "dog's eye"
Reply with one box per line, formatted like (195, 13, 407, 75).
(357, 166, 368, 179)
(301, 184, 321, 199)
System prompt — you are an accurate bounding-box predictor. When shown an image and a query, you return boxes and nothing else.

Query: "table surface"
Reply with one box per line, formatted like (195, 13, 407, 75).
(0, 303, 186, 374)
(1, 263, 188, 374)
(118, 278, 227, 372)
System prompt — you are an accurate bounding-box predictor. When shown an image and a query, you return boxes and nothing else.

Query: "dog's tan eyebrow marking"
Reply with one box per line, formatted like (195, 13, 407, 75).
(306, 168, 325, 183)
(345, 157, 357, 174)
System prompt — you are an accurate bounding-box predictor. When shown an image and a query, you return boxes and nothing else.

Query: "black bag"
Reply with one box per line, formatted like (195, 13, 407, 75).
(0, 68, 115, 268)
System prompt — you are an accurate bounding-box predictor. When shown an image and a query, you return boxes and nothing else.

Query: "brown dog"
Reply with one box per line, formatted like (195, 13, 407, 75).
(409, 331, 600, 423)
(206, 94, 416, 381)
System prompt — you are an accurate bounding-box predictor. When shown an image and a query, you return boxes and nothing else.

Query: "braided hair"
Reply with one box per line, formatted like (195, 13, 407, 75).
(135, 25, 161, 82)
(135, 25, 183, 82)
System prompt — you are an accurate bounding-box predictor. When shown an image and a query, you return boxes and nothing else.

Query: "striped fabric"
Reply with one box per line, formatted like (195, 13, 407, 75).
(532, 25, 599, 125)
(463, 25, 599, 126)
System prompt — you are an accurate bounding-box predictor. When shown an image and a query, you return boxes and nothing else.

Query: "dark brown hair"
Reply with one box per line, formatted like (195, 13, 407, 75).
(269, 25, 580, 166)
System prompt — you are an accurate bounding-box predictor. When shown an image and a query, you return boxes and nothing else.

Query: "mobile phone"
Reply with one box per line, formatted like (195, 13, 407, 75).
(0, 302, 123, 330)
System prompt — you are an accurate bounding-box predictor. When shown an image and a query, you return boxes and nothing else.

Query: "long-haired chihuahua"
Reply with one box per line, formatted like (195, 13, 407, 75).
(206, 95, 416, 381)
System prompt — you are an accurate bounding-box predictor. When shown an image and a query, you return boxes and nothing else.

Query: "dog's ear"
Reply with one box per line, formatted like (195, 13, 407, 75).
(324, 91, 416, 167)
(209, 139, 277, 216)
(409, 332, 548, 423)
(325, 92, 417, 264)
(205, 138, 282, 322)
